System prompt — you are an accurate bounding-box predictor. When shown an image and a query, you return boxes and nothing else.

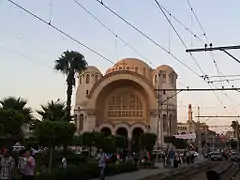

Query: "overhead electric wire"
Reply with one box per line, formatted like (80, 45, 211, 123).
(209, 78, 240, 83)
(5, 31, 52, 54)
(0, 45, 52, 69)
(186, 0, 206, 40)
(95, 0, 240, 107)
(153, 0, 227, 106)
(7, 0, 116, 66)
(73, 0, 154, 67)
(186, 0, 240, 94)
(94, 0, 201, 78)
(153, 0, 205, 75)
(155, 2, 205, 44)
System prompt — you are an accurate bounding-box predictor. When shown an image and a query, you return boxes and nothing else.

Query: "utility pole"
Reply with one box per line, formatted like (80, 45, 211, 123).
(167, 98, 169, 137)
(237, 120, 240, 153)
(156, 70, 163, 161)
(166, 98, 169, 148)
(197, 106, 202, 157)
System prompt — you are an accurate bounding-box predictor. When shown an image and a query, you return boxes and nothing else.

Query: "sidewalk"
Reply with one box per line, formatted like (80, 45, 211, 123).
(91, 158, 207, 180)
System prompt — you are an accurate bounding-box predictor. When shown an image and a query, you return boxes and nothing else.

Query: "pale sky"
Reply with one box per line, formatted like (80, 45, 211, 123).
(1, 0, 240, 132)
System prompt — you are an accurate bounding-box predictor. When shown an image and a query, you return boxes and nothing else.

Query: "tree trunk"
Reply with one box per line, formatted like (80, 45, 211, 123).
(66, 72, 74, 122)
(48, 145, 53, 172)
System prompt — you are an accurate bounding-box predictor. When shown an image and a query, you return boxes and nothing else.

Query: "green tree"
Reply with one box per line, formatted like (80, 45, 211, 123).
(141, 133, 157, 151)
(37, 100, 66, 121)
(35, 121, 76, 171)
(100, 136, 116, 153)
(72, 135, 82, 146)
(0, 109, 25, 147)
(81, 131, 100, 156)
(0, 97, 32, 123)
(164, 136, 188, 149)
(231, 121, 239, 136)
(54, 50, 88, 121)
(114, 135, 127, 150)
(226, 139, 237, 149)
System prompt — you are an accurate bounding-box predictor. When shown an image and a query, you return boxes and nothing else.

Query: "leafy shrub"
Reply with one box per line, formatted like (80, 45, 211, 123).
(35, 161, 138, 180)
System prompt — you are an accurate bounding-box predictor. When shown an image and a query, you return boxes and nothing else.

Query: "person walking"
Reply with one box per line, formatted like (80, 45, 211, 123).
(98, 149, 107, 180)
(18, 150, 35, 180)
(168, 148, 175, 168)
(0, 149, 15, 180)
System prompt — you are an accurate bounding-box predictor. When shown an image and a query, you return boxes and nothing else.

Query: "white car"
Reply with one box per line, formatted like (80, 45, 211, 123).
(12, 145, 25, 153)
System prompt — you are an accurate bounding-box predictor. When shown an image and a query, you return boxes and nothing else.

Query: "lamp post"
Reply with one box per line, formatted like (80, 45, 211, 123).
(156, 71, 163, 161)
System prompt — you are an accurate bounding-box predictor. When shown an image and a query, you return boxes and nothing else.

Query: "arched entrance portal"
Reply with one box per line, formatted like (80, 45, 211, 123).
(116, 127, 128, 149)
(101, 127, 112, 137)
(131, 128, 144, 153)
(116, 127, 128, 138)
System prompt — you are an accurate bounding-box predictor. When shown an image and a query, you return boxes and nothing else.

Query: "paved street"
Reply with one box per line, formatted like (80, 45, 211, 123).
(91, 158, 206, 180)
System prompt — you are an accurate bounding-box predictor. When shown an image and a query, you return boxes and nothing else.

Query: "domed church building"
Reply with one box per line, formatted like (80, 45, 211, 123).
(74, 58, 178, 146)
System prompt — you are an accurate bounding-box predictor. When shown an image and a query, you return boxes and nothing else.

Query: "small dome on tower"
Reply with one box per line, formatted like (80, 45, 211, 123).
(82, 66, 102, 75)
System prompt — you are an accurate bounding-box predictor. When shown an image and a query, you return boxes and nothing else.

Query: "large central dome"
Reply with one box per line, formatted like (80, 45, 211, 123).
(105, 58, 152, 79)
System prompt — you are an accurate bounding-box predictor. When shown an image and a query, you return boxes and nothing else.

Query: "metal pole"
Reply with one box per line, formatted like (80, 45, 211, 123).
(166, 98, 169, 148)
(156, 71, 163, 161)
(186, 45, 240, 52)
(237, 120, 240, 152)
(197, 106, 202, 157)
(166, 98, 169, 137)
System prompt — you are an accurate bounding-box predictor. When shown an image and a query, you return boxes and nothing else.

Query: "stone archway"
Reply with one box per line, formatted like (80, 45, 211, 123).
(131, 127, 144, 153)
(116, 127, 128, 138)
(101, 127, 112, 137)
(87, 72, 158, 127)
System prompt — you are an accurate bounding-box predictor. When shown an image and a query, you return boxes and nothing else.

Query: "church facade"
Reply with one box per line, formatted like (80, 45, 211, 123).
(74, 58, 178, 146)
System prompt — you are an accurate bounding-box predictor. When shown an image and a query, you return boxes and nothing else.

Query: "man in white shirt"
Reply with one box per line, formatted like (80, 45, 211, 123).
(98, 149, 107, 180)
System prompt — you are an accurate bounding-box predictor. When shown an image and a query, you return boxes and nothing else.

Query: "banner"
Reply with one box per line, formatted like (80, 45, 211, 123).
(174, 133, 196, 140)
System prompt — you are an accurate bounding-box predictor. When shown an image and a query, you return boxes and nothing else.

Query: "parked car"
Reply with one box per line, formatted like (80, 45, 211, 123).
(211, 152, 223, 161)
(230, 153, 240, 162)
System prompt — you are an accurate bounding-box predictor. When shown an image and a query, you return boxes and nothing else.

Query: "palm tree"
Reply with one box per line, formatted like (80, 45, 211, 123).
(231, 121, 239, 138)
(0, 96, 32, 123)
(37, 100, 66, 121)
(54, 50, 87, 121)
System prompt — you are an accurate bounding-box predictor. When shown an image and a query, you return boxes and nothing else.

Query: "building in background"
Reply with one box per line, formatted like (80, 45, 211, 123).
(74, 58, 178, 146)
(225, 130, 237, 141)
(177, 104, 217, 150)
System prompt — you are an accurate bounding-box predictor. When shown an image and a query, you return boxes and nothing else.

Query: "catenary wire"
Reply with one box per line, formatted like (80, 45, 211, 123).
(155, 2, 205, 44)
(153, 0, 228, 107)
(94, 0, 201, 78)
(95, 0, 240, 107)
(73, 0, 155, 67)
(186, 0, 240, 92)
(7, 0, 116, 66)
(153, 0, 205, 75)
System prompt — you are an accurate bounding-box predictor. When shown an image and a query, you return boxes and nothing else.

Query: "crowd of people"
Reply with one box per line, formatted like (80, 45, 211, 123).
(0, 148, 35, 180)
(161, 148, 196, 168)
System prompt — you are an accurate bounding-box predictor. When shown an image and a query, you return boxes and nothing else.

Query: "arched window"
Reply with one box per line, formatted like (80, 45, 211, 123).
(142, 68, 146, 76)
(94, 74, 98, 83)
(106, 90, 144, 120)
(135, 67, 138, 73)
(86, 74, 90, 84)
(79, 114, 84, 130)
(79, 76, 82, 84)
(163, 73, 166, 83)
(154, 74, 157, 85)
(126, 67, 130, 70)
(171, 74, 175, 84)
(163, 114, 167, 131)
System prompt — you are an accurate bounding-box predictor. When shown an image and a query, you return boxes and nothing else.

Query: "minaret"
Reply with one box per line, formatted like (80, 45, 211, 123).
(188, 104, 193, 122)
